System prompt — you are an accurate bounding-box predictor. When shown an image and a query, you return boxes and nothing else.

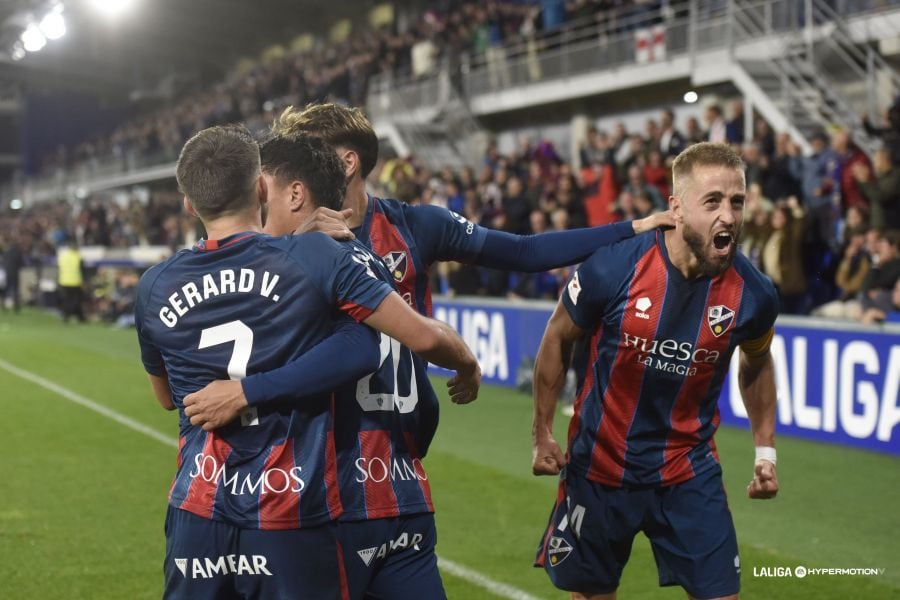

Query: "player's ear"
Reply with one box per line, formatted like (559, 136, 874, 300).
(669, 193, 683, 223)
(183, 196, 199, 218)
(290, 180, 306, 213)
(257, 175, 268, 208)
(341, 149, 360, 180)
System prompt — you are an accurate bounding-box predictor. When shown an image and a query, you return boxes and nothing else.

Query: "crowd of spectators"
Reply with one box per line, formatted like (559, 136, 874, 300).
(5, 98, 900, 326)
(38, 0, 670, 177)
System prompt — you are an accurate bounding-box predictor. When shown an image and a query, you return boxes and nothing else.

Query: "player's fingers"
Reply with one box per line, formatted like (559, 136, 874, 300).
(189, 413, 206, 427)
(339, 208, 354, 220)
(184, 403, 198, 417)
(183, 393, 196, 407)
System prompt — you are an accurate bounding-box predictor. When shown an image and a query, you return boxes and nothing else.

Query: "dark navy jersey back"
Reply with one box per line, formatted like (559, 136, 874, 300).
(135, 232, 393, 529)
(562, 230, 778, 488)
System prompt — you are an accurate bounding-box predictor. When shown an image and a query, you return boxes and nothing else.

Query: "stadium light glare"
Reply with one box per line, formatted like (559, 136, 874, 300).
(683, 91, 699, 104)
(39, 11, 66, 41)
(21, 23, 47, 53)
(89, 0, 137, 18)
(10, 199, 24, 210)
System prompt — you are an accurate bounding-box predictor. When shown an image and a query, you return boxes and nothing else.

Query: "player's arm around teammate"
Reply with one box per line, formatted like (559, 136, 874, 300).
(737, 336, 779, 499)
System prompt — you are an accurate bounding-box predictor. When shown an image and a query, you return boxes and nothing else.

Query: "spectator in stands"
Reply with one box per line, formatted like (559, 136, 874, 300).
(726, 99, 745, 144)
(830, 129, 871, 212)
(834, 231, 871, 301)
(762, 132, 801, 202)
(2, 233, 23, 313)
(753, 117, 776, 157)
(860, 229, 900, 313)
(623, 164, 664, 211)
(704, 104, 728, 144)
(854, 147, 900, 230)
(658, 108, 685, 159)
(861, 278, 900, 324)
(684, 115, 705, 145)
(800, 131, 839, 249)
(503, 176, 532, 234)
(643, 149, 670, 199)
(863, 97, 900, 167)
(742, 142, 765, 188)
(761, 196, 807, 313)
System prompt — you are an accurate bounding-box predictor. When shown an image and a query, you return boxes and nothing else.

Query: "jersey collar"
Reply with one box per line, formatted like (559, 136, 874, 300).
(353, 194, 377, 247)
(193, 231, 259, 252)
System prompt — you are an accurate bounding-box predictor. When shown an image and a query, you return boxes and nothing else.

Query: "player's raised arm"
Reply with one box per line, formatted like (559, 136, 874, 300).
(531, 300, 582, 476)
(362, 292, 481, 405)
(738, 328, 779, 500)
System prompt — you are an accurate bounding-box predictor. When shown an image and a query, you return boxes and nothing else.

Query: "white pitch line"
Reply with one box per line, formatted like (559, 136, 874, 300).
(0, 357, 545, 600)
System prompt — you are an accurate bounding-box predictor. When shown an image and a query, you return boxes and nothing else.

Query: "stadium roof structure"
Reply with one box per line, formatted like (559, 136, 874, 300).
(0, 0, 365, 96)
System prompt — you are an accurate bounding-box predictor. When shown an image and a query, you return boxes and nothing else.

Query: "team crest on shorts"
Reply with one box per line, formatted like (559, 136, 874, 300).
(707, 305, 735, 337)
(382, 251, 408, 283)
(547, 536, 573, 567)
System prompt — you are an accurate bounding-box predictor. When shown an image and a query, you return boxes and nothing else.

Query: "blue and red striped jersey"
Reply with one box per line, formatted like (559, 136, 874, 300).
(331, 198, 487, 521)
(562, 230, 779, 488)
(135, 232, 393, 529)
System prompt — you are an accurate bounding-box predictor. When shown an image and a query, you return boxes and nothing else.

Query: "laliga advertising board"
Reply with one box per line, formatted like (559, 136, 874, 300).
(430, 298, 900, 456)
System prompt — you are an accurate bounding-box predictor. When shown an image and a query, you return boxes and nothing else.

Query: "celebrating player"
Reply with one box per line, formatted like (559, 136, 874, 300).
(136, 126, 478, 600)
(532, 142, 779, 600)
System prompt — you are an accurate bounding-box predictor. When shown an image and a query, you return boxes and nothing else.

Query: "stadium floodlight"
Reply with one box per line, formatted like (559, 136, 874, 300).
(10, 199, 24, 210)
(39, 10, 66, 41)
(21, 23, 47, 53)
(683, 91, 699, 104)
(89, 0, 137, 18)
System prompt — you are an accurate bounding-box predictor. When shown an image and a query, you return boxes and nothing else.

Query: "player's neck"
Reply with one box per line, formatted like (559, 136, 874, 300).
(344, 177, 369, 229)
(202, 212, 262, 241)
(663, 228, 702, 279)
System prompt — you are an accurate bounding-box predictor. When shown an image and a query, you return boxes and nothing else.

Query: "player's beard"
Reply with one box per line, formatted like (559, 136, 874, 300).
(682, 221, 737, 278)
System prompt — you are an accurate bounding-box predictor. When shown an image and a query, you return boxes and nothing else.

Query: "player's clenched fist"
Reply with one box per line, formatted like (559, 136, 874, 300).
(183, 380, 249, 431)
(532, 434, 567, 476)
(747, 460, 779, 499)
(447, 363, 481, 404)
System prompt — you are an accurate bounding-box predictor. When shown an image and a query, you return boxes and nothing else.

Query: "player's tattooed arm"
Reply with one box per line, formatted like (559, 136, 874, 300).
(531, 301, 580, 476)
(363, 293, 481, 405)
(293, 207, 355, 240)
(739, 344, 779, 500)
(147, 372, 176, 411)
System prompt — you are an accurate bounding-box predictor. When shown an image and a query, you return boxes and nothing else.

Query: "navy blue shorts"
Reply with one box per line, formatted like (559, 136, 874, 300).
(163, 506, 350, 600)
(535, 466, 741, 599)
(338, 513, 445, 600)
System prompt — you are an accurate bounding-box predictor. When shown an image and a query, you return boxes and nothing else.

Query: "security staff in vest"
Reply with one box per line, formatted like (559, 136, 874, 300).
(57, 238, 85, 323)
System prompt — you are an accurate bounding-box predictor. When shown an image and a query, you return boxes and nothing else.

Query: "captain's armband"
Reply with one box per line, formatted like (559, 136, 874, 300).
(739, 327, 774, 358)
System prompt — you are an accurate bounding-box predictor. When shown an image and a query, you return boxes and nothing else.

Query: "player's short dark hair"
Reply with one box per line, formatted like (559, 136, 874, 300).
(176, 125, 260, 220)
(271, 103, 379, 179)
(671, 142, 745, 197)
(260, 134, 347, 211)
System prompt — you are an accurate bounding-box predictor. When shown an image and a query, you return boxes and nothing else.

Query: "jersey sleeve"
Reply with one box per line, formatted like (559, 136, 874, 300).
(134, 266, 165, 376)
(291, 234, 395, 322)
(739, 277, 779, 357)
(476, 221, 635, 272)
(560, 249, 614, 331)
(407, 204, 488, 265)
(241, 316, 380, 406)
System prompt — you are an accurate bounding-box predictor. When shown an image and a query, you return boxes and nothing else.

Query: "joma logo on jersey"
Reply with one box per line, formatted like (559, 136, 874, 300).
(188, 453, 305, 495)
(175, 554, 272, 579)
(382, 251, 408, 283)
(708, 305, 735, 337)
(357, 532, 424, 567)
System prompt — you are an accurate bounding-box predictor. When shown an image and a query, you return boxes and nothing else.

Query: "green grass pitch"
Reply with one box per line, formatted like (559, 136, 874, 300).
(1, 310, 897, 599)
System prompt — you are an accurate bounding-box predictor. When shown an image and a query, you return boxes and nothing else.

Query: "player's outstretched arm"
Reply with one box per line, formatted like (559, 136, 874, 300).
(532, 301, 581, 476)
(148, 372, 176, 411)
(363, 293, 481, 405)
(738, 342, 779, 500)
(183, 319, 381, 431)
(475, 211, 674, 272)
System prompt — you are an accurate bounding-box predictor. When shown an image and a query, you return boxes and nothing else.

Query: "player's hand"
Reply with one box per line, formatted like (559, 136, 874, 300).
(633, 210, 676, 234)
(532, 434, 567, 476)
(747, 460, 779, 499)
(183, 380, 248, 431)
(447, 363, 481, 404)
(294, 207, 355, 240)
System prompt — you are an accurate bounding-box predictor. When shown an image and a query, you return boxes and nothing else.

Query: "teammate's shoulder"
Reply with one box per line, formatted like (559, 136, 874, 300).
(137, 249, 191, 291)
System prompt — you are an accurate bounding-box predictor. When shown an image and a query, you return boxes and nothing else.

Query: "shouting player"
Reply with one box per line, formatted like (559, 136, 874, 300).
(136, 126, 479, 600)
(532, 142, 779, 600)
